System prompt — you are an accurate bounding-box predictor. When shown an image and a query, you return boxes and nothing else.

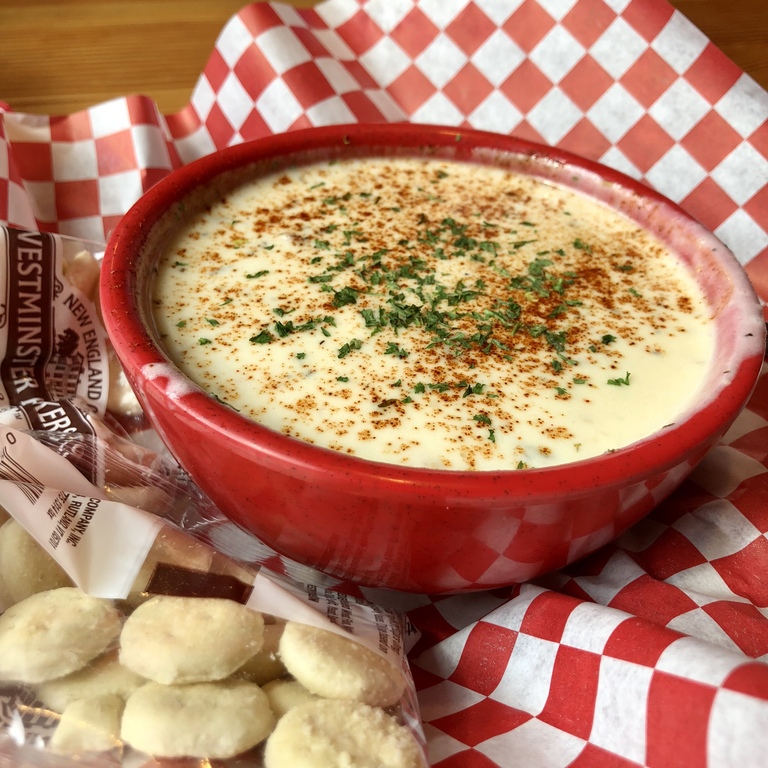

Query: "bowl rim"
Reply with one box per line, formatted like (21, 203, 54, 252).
(101, 123, 766, 501)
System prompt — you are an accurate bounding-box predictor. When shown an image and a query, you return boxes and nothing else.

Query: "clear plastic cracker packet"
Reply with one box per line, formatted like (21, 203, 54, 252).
(0, 227, 108, 432)
(0, 424, 428, 767)
(0, 224, 429, 766)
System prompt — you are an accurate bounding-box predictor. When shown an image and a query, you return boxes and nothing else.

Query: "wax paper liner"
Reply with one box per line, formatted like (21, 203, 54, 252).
(0, 0, 767, 765)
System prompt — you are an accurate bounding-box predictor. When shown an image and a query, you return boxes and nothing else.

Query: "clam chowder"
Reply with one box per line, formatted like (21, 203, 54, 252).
(151, 157, 715, 470)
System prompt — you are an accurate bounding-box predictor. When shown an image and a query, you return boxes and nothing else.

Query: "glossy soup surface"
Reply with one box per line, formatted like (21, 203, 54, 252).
(152, 156, 715, 470)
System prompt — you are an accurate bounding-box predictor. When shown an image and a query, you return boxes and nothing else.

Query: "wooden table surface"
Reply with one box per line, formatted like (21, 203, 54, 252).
(0, 0, 766, 116)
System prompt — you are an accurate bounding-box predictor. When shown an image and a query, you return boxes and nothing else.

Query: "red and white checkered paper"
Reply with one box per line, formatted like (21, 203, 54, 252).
(2, 0, 767, 765)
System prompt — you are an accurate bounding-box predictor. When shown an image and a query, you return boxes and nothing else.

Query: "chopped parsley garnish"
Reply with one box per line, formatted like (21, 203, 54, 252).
(212, 393, 239, 411)
(463, 382, 485, 397)
(338, 339, 362, 358)
(607, 372, 631, 386)
(250, 330, 273, 344)
(573, 238, 592, 253)
(384, 342, 409, 358)
(332, 286, 359, 308)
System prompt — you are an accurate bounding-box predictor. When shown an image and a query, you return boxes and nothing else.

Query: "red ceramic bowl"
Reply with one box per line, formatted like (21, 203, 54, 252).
(101, 124, 765, 594)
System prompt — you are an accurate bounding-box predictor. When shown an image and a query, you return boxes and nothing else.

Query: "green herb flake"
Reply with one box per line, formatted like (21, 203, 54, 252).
(573, 238, 592, 253)
(274, 321, 293, 338)
(332, 286, 359, 308)
(198, 338, 212, 346)
(607, 371, 631, 386)
(247, 270, 269, 279)
(212, 393, 240, 412)
(338, 338, 362, 358)
(384, 342, 409, 358)
(250, 330, 274, 345)
(176, 320, 186, 328)
(473, 413, 492, 426)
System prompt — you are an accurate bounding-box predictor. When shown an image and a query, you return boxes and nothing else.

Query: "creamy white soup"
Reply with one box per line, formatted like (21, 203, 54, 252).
(151, 156, 715, 470)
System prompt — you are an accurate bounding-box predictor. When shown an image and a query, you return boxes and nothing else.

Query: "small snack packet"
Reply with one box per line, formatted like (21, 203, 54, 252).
(0, 423, 427, 767)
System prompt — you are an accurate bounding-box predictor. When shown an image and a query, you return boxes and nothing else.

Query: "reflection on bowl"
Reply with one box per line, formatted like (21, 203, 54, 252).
(101, 124, 765, 594)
